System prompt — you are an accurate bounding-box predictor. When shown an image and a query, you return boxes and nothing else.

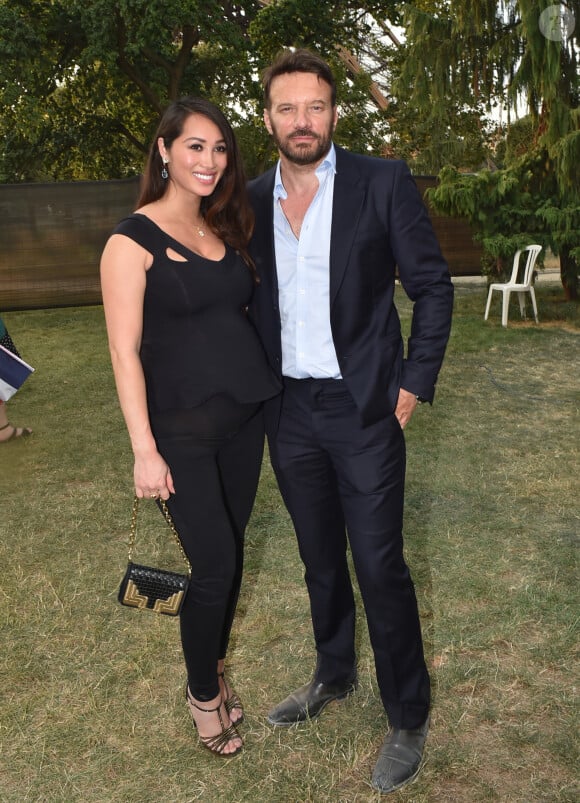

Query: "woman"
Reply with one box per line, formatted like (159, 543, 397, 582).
(0, 315, 32, 442)
(100, 97, 279, 757)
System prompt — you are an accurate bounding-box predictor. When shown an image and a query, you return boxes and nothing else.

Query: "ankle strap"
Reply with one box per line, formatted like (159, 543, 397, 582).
(192, 700, 221, 714)
(186, 687, 221, 714)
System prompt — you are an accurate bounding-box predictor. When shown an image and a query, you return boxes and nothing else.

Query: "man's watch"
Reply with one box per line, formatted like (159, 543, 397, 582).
(416, 395, 429, 404)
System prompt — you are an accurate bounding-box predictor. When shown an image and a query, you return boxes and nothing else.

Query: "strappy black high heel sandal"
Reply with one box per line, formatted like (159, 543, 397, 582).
(218, 671, 244, 725)
(185, 686, 242, 757)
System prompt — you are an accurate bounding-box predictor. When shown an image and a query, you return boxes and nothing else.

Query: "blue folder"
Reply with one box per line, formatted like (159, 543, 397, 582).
(0, 344, 34, 401)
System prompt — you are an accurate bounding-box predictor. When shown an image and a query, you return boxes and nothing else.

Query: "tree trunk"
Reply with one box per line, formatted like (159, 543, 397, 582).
(560, 246, 579, 301)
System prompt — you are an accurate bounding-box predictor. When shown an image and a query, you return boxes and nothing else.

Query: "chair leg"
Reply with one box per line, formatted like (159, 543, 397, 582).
(529, 287, 539, 323)
(484, 287, 493, 320)
(501, 290, 510, 327)
(517, 292, 526, 319)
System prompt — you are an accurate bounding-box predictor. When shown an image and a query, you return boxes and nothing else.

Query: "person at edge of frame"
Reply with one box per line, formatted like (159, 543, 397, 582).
(0, 315, 32, 442)
(247, 48, 454, 794)
(100, 96, 280, 759)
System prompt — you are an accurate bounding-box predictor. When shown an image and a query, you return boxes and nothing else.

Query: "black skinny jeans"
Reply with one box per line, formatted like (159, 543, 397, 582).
(152, 394, 263, 701)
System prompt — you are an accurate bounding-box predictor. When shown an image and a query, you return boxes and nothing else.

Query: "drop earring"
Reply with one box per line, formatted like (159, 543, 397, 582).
(161, 158, 169, 180)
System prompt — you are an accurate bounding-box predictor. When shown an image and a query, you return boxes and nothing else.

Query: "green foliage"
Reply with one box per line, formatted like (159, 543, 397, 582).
(495, 116, 535, 166)
(249, 0, 337, 58)
(387, 99, 492, 172)
(404, 1, 579, 299)
(429, 167, 530, 279)
(387, 3, 502, 172)
(332, 65, 391, 156)
(231, 114, 276, 179)
(0, 0, 263, 180)
(429, 148, 580, 297)
(0, 0, 410, 182)
(0, 0, 578, 307)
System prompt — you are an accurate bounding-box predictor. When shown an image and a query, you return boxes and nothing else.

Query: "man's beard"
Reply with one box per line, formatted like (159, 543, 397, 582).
(270, 123, 334, 166)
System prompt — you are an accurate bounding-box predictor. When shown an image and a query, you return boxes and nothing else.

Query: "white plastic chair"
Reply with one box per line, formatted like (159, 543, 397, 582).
(484, 244, 542, 327)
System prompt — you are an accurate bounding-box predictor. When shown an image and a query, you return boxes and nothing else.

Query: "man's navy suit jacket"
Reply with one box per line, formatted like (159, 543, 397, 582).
(248, 145, 454, 429)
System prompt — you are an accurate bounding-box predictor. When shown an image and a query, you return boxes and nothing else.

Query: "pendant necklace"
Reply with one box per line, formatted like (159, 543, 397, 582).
(194, 218, 205, 238)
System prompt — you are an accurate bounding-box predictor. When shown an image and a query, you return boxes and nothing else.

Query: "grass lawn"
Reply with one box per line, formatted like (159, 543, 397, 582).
(0, 283, 578, 802)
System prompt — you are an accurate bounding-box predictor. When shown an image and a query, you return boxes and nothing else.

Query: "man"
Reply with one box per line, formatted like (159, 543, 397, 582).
(248, 48, 453, 794)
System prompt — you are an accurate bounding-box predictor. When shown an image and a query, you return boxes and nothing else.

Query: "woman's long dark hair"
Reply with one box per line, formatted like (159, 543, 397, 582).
(138, 97, 256, 276)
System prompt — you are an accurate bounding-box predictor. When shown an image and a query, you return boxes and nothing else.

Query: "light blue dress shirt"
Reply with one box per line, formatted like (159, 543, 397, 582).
(273, 144, 342, 379)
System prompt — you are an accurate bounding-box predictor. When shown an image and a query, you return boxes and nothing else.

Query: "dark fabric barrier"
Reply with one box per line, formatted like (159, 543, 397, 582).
(0, 178, 140, 311)
(414, 176, 483, 278)
(0, 175, 482, 311)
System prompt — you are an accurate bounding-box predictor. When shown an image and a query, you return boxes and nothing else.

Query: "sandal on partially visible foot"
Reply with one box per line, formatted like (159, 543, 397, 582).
(219, 671, 244, 725)
(185, 686, 242, 757)
(0, 422, 32, 443)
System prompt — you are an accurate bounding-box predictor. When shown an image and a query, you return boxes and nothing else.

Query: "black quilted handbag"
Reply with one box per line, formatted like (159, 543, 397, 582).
(118, 496, 191, 616)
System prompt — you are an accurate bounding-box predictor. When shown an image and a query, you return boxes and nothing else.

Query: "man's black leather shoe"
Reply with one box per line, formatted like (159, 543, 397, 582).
(267, 676, 357, 726)
(371, 717, 429, 794)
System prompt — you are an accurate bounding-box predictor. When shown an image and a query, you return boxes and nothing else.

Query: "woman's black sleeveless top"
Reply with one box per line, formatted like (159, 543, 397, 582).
(112, 213, 280, 415)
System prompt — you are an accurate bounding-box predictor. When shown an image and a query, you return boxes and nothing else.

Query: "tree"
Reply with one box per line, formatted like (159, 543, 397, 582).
(429, 149, 579, 291)
(5, 0, 576, 297)
(0, 0, 264, 180)
(400, 1, 579, 299)
(383, 3, 497, 173)
(0, 0, 404, 181)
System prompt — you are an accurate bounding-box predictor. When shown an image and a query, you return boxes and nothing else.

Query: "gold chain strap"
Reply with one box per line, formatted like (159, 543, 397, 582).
(127, 496, 192, 576)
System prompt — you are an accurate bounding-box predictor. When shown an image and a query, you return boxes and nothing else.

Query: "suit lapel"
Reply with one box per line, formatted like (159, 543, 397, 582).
(330, 147, 365, 306)
(251, 169, 279, 307)
(253, 150, 364, 308)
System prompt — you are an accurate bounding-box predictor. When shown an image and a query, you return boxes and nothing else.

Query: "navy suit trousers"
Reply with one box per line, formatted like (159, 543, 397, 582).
(268, 377, 430, 729)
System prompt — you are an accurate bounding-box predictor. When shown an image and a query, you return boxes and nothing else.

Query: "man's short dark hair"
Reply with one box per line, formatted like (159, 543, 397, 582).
(262, 48, 337, 109)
